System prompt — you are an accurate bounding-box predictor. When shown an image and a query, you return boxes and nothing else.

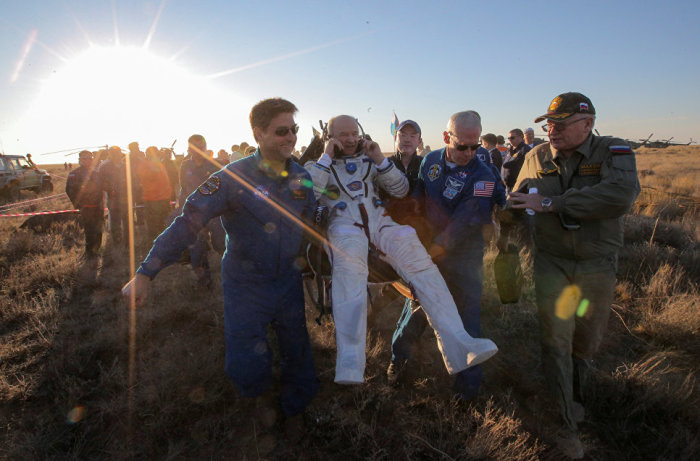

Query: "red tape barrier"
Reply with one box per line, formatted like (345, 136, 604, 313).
(0, 209, 80, 218)
(1, 201, 177, 218)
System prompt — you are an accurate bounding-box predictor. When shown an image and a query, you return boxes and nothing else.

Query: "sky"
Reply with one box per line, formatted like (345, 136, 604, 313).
(1, 0, 698, 164)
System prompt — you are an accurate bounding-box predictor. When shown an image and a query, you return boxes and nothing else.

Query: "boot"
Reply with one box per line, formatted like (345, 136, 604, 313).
(465, 337, 499, 368)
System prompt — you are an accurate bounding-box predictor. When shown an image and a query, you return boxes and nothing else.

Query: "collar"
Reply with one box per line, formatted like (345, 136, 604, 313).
(254, 149, 292, 179)
(510, 141, 526, 153)
(439, 148, 477, 171)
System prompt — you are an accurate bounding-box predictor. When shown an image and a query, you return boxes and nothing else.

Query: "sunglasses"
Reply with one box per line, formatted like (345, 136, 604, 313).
(274, 124, 299, 136)
(447, 132, 480, 151)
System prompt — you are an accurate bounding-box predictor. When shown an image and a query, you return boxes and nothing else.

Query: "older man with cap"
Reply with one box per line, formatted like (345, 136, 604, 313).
(505, 92, 640, 458)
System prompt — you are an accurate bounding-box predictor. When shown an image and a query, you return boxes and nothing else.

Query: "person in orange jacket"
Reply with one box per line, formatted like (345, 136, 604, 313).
(137, 146, 172, 241)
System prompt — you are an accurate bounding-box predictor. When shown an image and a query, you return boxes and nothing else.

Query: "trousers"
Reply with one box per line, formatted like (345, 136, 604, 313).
(535, 251, 616, 431)
(328, 212, 494, 384)
(391, 246, 485, 399)
(223, 274, 319, 417)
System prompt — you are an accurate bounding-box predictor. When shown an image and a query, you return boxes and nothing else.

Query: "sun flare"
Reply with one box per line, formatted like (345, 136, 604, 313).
(19, 46, 249, 156)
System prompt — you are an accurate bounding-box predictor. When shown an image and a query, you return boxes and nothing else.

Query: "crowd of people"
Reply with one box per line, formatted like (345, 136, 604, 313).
(61, 91, 641, 459)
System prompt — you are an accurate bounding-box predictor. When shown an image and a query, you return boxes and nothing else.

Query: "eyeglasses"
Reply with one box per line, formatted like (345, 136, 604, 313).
(448, 132, 480, 151)
(274, 124, 299, 136)
(542, 117, 588, 133)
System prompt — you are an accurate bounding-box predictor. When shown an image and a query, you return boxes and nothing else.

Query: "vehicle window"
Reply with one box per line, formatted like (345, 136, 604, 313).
(0, 159, 7, 171)
(8, 158, 21, 169)
(18, 158, 31, 168)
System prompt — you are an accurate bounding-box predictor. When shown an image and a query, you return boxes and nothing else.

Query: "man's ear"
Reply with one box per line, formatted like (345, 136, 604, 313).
(443, 131, 450, 144)
(252, 126, 261, 143)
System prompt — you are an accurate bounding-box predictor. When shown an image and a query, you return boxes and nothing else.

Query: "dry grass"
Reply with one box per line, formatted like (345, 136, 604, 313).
(1, 157, 699, 460)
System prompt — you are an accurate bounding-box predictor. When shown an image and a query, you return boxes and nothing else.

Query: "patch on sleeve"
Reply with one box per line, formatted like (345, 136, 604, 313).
(289, 178, 307, 200)
(578, 163, 601, 176)
(537, 168, 558, 176)
(609, 145, 632, 155)
(427, 163, 442, 181)
(198, 176, 221, 196)
(473, 181, 495, 197)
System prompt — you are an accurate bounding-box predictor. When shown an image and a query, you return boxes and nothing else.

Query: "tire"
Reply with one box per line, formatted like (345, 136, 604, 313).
(41, 179, 53, 193)
(8, 183, 20, 202)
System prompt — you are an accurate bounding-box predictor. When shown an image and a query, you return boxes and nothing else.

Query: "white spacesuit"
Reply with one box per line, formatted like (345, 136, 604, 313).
(306, 145, 498, 384)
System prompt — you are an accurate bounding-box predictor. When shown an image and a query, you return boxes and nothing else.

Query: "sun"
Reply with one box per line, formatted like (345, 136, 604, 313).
(19, 46, 250, 157)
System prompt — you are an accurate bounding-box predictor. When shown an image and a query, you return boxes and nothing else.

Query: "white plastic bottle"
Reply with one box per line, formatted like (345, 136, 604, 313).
(526, 187, 538, 215)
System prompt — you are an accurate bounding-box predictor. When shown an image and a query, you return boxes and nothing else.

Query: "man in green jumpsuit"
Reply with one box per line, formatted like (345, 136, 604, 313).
(506, 92, 640, 459)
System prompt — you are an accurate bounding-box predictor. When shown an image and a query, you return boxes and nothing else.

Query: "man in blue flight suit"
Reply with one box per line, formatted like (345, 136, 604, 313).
(121, 98, 319, 448)
(389, 110, 506, 400)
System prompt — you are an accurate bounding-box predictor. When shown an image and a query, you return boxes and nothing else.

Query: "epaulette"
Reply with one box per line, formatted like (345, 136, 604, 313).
(609, 145, 633, 155)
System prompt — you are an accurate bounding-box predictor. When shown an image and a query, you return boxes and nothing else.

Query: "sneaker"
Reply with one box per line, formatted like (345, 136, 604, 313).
(386, 361, 405, 386)
(555, 429, 584, 459)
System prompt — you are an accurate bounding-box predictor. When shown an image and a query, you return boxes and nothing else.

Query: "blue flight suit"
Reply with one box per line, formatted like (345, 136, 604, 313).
(475, 146, 503, 180)
(137, 151, 319, 416)
(391, 148, 505, 399)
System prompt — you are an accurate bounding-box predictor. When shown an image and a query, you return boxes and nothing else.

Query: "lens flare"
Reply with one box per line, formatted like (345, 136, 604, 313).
(66, 405, 86, 424)
(555, 284, 582, 320)
(576, 298, 590, 317)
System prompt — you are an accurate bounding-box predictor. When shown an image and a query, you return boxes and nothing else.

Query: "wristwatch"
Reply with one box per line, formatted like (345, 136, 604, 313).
(541, 197, 553, 211)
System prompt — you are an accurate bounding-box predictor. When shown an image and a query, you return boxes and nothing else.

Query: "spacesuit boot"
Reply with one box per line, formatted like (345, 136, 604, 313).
(380, 226, 498, 375)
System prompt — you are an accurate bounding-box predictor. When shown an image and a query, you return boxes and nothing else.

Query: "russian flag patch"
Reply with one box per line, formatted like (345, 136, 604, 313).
(473, 181, 495, 197)
(610, 145, 632, 155)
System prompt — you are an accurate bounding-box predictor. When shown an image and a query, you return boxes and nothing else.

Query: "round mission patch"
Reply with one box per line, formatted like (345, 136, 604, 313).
(198, 176, 221, 196)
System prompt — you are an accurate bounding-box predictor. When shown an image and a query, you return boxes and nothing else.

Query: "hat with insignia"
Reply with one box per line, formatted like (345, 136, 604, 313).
(534, 92, 595, 123)
(397, 119, 421, 137)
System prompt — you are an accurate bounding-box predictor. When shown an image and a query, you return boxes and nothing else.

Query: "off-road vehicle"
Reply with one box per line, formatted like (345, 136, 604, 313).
(0, 154, 53, 201)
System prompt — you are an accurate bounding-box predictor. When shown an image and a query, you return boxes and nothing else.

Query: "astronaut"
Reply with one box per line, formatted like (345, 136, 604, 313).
(305, 115, 498, 384)
(122, 98, 319, 431)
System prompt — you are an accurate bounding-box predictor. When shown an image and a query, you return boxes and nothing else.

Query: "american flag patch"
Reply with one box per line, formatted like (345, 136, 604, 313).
(473, 181, 494, 197)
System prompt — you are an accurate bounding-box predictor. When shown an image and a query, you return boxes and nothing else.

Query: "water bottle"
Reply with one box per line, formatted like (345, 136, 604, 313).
(526, 187, 538, 215)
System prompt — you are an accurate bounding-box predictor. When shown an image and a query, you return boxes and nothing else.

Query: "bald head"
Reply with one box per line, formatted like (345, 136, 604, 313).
(328, 115, 357, 136)
(447, 110, 482, 133)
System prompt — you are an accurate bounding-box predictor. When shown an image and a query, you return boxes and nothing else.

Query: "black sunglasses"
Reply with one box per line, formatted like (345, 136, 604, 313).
(448, 132, 480, 151)
(455, 142, 481, 151)
(274, 124, 299, 136)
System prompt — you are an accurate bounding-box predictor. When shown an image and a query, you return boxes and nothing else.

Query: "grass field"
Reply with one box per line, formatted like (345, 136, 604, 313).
(1, 146, 698, 460)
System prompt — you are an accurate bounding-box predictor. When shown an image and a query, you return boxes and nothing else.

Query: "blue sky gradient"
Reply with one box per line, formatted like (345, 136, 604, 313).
(1, 0, 698, 162)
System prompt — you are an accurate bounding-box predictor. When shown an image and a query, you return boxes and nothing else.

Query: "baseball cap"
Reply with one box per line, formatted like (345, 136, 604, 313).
(534, 92, 595, 123)
(397, 119, 421, 136)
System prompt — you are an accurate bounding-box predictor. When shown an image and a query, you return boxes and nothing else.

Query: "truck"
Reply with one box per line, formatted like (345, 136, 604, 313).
(0, 154, 53, 201)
